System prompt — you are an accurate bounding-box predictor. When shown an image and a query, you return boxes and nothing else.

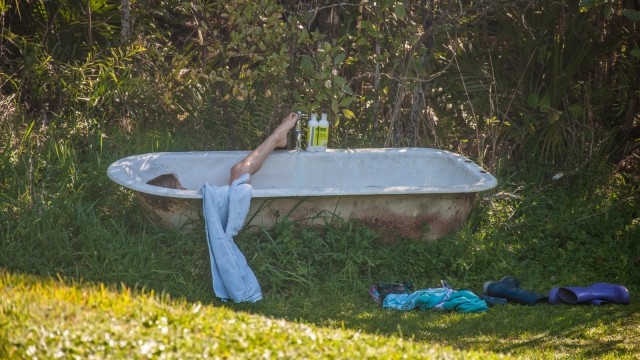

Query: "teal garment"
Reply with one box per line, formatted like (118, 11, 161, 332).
(382, 288, 488, 313)
(440, 290, 489, 313)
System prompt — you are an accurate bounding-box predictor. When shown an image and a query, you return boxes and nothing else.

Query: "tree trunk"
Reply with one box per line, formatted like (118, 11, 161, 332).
(408, 0, 436, 147)
(86, 0, 93, 47)
(121, 0, 131, 44)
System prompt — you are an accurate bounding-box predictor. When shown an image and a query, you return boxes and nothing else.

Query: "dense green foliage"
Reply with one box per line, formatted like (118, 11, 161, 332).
(1, 0, 639, 358)
(2, 0, 639, 163)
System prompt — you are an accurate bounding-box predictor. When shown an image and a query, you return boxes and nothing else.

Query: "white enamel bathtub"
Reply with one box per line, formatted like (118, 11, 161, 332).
(107, 148, 497, 240)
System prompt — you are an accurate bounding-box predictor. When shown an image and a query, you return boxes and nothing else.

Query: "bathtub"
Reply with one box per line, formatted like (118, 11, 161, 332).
(107, 148, 497, 240)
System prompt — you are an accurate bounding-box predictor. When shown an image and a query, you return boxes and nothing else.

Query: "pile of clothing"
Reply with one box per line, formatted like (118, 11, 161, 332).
(369, 280, 489, 313)
(369, 276, 631, 312)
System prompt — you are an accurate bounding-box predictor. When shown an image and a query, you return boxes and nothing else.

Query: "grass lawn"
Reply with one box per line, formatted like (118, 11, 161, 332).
(1, 268, 638, 359)
(2, 129, 639, 359)
(1, 271, 504, 359)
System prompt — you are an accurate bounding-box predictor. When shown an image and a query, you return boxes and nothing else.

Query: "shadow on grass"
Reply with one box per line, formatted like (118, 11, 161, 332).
(233, 292, 639, 358)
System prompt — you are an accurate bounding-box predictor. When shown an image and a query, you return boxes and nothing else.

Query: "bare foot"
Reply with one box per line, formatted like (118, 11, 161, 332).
(271, 112, 299, 148)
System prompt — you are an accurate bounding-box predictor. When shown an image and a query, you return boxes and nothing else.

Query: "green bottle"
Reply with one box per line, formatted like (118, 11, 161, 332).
(306, 113, 319, 151)
(317, 113, 329, 152)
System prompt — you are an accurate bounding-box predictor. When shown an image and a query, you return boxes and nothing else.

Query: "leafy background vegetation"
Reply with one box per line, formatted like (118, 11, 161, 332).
(1, 0, 639, 358)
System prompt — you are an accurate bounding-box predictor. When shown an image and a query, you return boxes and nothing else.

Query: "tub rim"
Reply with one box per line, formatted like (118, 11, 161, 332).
(106, 147, 498, 199)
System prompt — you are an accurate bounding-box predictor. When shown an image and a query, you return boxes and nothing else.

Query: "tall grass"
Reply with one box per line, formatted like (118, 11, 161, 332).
(2, 109, 639, 296)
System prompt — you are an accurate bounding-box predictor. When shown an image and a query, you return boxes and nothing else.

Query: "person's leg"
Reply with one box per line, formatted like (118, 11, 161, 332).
(229, 112, 299, 183)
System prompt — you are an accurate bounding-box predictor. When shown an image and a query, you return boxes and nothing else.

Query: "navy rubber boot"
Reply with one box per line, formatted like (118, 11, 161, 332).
(480, 295, 509, 306)
(483, 276, 547, 305)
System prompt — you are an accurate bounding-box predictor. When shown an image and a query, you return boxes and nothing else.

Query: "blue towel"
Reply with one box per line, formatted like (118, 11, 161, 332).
(202, 173, 262, 303)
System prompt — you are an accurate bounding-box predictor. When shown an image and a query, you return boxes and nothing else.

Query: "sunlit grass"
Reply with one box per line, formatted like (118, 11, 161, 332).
(0, 271, 504, 359)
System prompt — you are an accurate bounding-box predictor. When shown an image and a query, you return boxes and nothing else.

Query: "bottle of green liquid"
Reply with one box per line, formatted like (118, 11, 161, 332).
(306, 113, 319, 152)
(317, 113, 329, 152)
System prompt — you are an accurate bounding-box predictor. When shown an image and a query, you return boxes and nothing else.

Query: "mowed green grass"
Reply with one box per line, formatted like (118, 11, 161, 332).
(2, 268, 638, 359)
(0, 271, 506, 359)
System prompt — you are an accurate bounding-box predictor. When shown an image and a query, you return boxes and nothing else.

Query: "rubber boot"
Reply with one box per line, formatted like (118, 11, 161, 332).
(480, 294, 508, 306)
(481, 276, 516, 306)
(483, 276, 548, 305)
(557, 283, 630, 305)
(493, 276, 521, 288)
(548, 287, 562, 304)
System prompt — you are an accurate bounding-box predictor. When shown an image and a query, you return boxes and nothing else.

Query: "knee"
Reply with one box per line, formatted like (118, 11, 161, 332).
(230, 162, 247, 182)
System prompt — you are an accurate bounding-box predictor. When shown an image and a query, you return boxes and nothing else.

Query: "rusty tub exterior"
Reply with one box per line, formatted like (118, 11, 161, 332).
(107, 148, 497, 240)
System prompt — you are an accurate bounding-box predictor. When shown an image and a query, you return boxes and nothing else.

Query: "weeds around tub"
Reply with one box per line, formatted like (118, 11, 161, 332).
(240, 213, 379, 295)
